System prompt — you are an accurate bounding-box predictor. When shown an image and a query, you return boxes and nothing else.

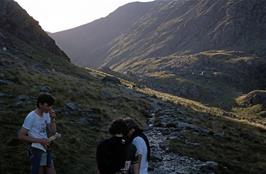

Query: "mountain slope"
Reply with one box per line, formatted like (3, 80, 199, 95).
(50, 1, 155, 67)
(51, 0, 266, 112)
(0, 1, 150, 173)
(0, 0, 67, 58)
(112, 50, 266, 110)
(104, 0, 266, 67)
(51, 0, 266, 68)
(2, 1, 266, 174)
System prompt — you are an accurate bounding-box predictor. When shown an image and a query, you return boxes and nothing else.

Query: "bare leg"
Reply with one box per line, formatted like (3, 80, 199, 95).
(38, 167, 44, 174)
(46, 162, 56, 174)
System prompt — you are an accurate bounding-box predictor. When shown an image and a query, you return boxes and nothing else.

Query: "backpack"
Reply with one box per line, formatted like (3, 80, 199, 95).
(97, 137, 127, 174)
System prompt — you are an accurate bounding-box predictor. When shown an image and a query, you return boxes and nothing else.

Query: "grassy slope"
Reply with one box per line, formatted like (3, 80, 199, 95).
(1, 38, 266, 173)
(0, 37, 149, 173)
(113, 50, 266, 110)
(104, 66, 266, 173)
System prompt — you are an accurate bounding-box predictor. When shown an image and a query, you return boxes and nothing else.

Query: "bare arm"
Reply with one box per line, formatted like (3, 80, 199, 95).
(48, 110, 57, 134)
(48, 120, 57, 134)
(18, 127, 49, 147)
(133, 154, 142, 174)
(96, 168, 101, 174)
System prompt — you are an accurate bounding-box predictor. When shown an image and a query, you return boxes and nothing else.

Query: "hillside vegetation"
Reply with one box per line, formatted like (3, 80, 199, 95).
(112, 50, 266, 110)
(51, 0, 266, 68)
(1, 0, 266, 173)
(51, 0, 266, 117)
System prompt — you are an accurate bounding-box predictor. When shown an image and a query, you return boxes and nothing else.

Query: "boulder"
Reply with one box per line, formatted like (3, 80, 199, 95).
(102, 76, 121, 85)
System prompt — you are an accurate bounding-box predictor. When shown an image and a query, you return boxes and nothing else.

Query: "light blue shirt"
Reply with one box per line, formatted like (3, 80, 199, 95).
(132, 136, 148, 174)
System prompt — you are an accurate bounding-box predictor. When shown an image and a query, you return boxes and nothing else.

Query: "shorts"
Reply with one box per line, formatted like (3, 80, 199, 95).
(29, 147, 53, 174)
(40, 152, 49, 166)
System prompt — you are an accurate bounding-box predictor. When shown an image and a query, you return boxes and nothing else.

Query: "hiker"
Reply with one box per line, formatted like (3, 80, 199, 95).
(124, 118, 150, 174)
(18, 93, 57, 174)
(96, 119, 140, 174)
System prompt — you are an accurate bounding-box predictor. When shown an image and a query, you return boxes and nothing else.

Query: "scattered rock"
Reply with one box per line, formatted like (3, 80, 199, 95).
(16, 95, 30, 102)
(65, 102, 79, 111)
(33, 64, 49, 74)
(0, 79, 13, 85)
(40, 86, 51, 93)
(237, 90, 266, 107)
(102, 76, 121, 85)
(177, 122, 210, 135)
(0, 92, 7, 97)
(146, 99, 218, 174)
(198, 161, 219, 173)
(15, 95, 31, 106)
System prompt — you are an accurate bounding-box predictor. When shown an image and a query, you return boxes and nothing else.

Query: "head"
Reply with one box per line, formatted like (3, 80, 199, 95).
(109, 119, 129, 137)
(36, 93, 55, 113)
(123, 117, 141, 137)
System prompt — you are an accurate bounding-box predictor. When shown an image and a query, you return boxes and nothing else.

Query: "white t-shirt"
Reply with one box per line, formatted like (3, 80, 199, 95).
(22, 111, 51, 152)
(132, 136, 148, 174)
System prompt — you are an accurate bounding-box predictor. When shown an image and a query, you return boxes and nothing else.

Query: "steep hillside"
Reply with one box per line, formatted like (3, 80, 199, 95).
(0, 0, 149, 173)
(112, 50, 266, 110)
(51, 0, 266, 68)
(0, 0, 67, 57)
(2, 1, 266, 174)
(50, 0, 266, 111)
(50, 1, 155, 67)
(103, 0, 266, 67)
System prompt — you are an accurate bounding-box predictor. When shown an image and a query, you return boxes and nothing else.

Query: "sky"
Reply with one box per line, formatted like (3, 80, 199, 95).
(14, 0, 154, 33)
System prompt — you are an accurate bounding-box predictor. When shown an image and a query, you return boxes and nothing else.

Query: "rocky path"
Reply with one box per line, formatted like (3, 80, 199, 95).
(145, 99, 218, 174)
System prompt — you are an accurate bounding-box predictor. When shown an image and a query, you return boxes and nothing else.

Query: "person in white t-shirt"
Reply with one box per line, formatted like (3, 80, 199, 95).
(18, 93, 57, 174)
(124, 118, 150, 174)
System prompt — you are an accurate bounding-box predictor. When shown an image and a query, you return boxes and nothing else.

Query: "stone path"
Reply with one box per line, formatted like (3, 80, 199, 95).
(145, 99, 218, 174)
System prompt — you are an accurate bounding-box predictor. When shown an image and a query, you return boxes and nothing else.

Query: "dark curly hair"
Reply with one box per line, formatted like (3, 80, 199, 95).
(109, 119, 129, 136)
(123, 117, 141, 131)
(37, 93, 55, 108)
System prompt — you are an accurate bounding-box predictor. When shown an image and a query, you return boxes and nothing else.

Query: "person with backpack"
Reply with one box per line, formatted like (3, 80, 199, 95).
(124, 118, 150, 174)
(18, 93, 57, 174)
(96, 119, 139, 174)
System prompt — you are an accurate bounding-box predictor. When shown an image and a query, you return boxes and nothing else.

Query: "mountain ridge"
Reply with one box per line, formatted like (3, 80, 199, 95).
(2, 0, 266, 173)
(51, 0, 266, 68)
(50, 1, 156, 67)
(0, 0, 68, 58)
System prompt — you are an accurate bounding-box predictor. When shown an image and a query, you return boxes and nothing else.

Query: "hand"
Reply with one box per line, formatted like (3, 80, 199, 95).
(39, 138, 50, 149)
(49, 109, 56, 121)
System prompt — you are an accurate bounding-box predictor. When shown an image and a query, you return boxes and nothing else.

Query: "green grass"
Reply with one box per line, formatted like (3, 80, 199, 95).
(113, 50, 266, 111)
(2, 38, 266, 174)
(168, 113, 266, 174)
(0, 71, 149, 174)
(0, 41, 149, 173)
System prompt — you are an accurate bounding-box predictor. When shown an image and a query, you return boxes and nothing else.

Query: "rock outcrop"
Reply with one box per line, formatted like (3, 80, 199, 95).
(0, 0, 68, 58)
(237, 90, 266, 107)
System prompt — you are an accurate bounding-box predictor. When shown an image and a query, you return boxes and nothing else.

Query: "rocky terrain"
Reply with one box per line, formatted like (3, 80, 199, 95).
(141, 89, 266, 174)
(1, 0, 266, 173)
(146, 98, 218, 174)
(0, 0, 67, 57)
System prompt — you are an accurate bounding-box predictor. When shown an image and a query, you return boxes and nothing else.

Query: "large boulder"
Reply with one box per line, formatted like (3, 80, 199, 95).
(102, 76, 121, 85)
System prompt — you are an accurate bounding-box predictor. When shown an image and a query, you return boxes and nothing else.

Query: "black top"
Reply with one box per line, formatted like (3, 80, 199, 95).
(96, 136, 137, 174)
